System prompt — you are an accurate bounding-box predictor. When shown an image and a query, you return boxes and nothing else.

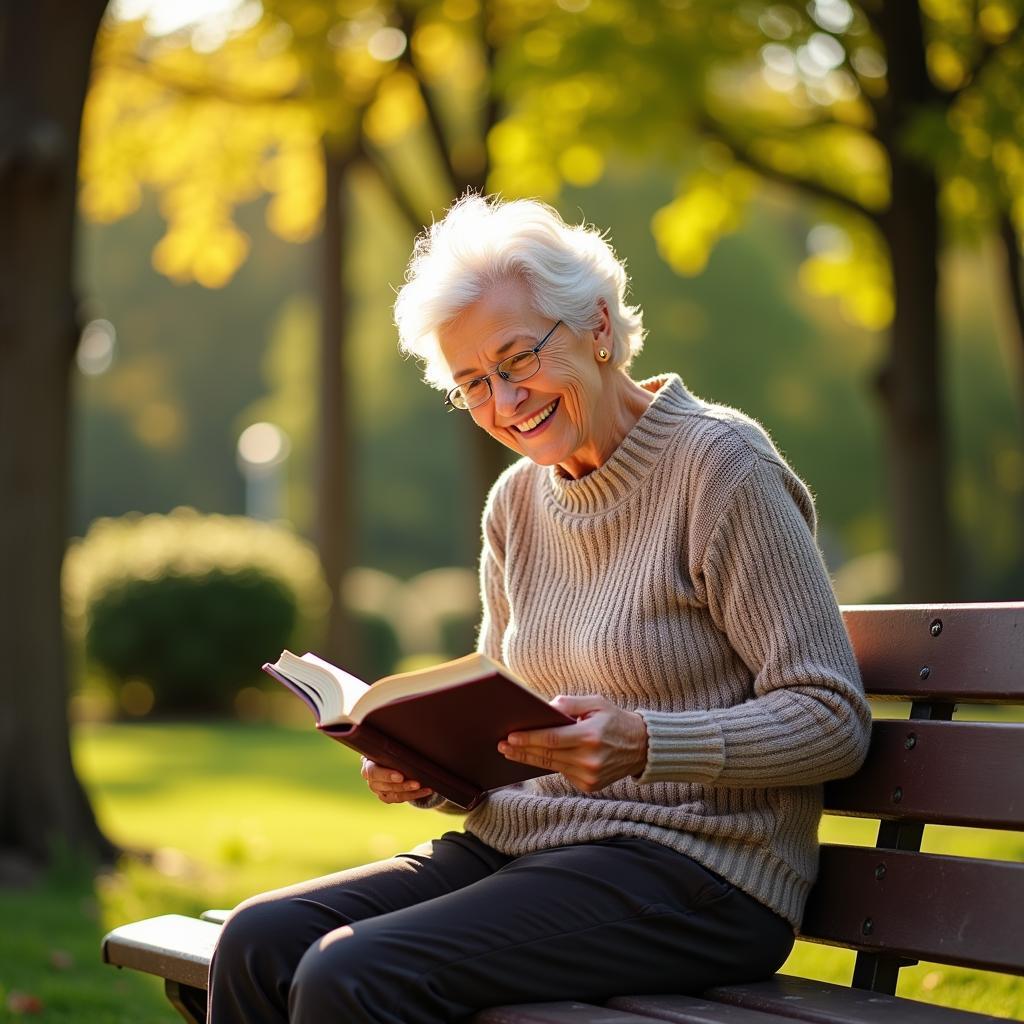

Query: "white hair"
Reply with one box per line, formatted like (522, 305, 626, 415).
(394, 194, 646, 390)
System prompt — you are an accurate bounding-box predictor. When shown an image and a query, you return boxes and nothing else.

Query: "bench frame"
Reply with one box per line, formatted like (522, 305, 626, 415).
(103, 602, 1024, 1024)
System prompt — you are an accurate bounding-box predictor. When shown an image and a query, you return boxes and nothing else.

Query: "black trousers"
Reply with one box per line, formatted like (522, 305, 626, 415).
(199, 831, 794, 1024)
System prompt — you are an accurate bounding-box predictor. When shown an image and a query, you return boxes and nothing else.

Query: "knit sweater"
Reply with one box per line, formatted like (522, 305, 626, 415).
(450, 373, 871, 929)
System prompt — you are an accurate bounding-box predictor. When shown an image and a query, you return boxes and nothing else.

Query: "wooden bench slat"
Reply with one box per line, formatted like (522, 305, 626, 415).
(101, 914, 219, 989)
(823, 720, 1024, 829)
(700, 977, 1010, 1024)
(608, 994, 800, 1022)
(800, 846, 1024, 974)
(472, 1002, 676, 1023)
(842, 604, 1024, 702)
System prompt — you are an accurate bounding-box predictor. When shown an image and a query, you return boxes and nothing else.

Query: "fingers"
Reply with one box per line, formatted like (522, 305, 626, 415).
(375, 785, 434, 803)
(504, 695, 611, 749)
(504, 720, 588, 750)
(498, 740, 594, 774)
(360, 758, 433, 803)
(499, 698, 647, 793)
(550, 694, 607, 717)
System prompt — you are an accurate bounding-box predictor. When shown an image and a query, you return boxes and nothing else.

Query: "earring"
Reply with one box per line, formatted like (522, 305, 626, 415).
(597, 347, 610, 363)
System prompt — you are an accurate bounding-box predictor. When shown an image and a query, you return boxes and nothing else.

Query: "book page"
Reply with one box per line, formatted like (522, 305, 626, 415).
(273, 651, 370, 726)
(349, 652, 538, 723)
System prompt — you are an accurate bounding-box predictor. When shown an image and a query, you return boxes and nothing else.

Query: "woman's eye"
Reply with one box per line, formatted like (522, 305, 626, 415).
(503, 352, 535, 373)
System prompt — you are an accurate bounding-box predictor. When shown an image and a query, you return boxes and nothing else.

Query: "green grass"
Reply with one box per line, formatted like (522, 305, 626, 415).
(0, 720, 1021, 1021)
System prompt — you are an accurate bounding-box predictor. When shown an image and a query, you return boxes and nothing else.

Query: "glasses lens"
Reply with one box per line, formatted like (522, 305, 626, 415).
(450, 378, 490, 410)
(499, 350, 540, 381)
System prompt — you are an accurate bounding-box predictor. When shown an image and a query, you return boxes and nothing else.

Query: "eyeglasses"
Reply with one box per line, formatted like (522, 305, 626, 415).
(444, 320, 563, 411)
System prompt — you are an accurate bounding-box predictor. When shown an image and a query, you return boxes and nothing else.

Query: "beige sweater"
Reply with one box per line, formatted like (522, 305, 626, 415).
(458, 374, 871, 929)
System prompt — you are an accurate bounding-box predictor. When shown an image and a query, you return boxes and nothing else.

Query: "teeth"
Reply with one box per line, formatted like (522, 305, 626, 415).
(517, 401, 557, 432)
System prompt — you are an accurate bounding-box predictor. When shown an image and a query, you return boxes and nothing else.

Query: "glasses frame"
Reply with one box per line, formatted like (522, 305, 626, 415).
(444, 320, 563, 412)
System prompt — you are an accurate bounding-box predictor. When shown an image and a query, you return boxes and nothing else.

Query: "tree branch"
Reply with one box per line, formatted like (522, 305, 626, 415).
(699, 115, 883, 226)
(946, 13, 1024, 105)
(857, 1, 885, 39)
(395, 6, 461, 197)
(356, 136, 424, 234)
(476, 0, 500, 192)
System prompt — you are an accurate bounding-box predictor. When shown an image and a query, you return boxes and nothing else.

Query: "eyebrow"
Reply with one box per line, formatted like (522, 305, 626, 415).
(452, 336, 530, 382)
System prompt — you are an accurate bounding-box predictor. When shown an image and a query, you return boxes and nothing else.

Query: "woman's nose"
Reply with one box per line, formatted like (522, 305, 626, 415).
(492, 375, 526, 418)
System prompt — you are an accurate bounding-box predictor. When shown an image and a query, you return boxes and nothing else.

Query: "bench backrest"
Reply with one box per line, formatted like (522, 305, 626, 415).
(799, 603, 1024, 993)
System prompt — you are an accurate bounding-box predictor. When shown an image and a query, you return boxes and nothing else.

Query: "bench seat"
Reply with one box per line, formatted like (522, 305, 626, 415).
(101, 914, 1011, 1024)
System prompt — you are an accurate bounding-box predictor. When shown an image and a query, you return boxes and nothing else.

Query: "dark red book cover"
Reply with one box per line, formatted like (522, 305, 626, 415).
(262, 664, 573, 809)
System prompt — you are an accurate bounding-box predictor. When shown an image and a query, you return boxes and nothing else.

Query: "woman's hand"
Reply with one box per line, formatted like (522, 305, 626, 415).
(360, 758, 434, 804)
(498, 695, 649, 793)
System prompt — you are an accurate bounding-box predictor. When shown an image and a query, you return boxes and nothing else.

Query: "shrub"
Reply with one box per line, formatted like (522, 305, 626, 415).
(349, 610, 401, 682)
(64, 508, 329, 713)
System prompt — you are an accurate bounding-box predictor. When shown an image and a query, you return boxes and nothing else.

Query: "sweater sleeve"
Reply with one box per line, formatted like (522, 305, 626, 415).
(637, 456, 872, 788)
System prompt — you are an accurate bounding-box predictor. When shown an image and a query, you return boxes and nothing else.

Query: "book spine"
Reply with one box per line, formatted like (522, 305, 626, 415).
(320, 721, 483, 810)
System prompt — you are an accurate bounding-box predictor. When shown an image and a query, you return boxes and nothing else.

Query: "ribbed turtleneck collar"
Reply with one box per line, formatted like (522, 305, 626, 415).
(545, 374, 701, 516)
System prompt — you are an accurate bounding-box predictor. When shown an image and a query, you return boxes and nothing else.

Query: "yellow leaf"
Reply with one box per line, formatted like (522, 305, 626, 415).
(558, 144, 604, 187)
(487, 163, 560, 200)
(79, 176, 142, 223)
(979, 3, 1018, 41)
(488, 119, 535, 165)
(522, 28, 561, 65)
(363, 69, 426, 145)
(193, 224, 250, 288)
(927, 41, 966, 90)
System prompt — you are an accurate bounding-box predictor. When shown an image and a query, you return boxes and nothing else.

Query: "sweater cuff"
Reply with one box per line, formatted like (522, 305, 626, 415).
(637, 710, 725, 784)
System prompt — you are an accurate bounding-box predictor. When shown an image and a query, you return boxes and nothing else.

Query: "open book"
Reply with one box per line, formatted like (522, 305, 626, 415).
(262, 651, 573, 810)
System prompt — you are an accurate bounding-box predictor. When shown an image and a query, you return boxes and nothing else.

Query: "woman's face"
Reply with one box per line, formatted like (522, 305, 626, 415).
(437, 280, 611, 476)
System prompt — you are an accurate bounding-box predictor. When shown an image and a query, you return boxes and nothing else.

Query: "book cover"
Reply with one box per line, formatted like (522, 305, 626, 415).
(262, 661, 573, 809)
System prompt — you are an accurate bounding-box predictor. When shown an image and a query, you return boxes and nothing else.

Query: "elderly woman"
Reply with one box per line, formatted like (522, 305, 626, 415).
(204, 195, 872, 1024)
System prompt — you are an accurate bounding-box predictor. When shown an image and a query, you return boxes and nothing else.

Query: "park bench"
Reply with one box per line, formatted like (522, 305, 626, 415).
(102, 602, 1024, 1024)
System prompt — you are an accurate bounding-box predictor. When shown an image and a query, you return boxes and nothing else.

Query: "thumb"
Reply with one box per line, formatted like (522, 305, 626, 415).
(550, 693, 608, 719)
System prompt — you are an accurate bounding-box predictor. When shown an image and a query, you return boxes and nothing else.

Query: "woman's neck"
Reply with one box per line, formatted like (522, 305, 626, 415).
(557, 373, 657, 480)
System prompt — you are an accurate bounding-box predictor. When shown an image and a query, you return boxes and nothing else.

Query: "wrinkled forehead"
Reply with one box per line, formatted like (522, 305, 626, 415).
(437, 281, 547, 382)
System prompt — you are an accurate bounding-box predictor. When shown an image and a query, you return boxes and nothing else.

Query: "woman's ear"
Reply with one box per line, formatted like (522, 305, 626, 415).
(593, 298, 613, 361)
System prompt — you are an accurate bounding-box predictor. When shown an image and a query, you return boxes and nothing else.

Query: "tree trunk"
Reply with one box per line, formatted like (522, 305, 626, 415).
(874, 3, 958, 600)
(462, 0, 510, 519)
(316, 143, 359, 667)
(998, 212, 1024, 404)
(0, 0, 117, 875)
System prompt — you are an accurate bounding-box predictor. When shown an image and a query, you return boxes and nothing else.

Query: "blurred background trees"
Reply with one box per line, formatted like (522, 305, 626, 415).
(3, 0, 1023, 870)
(490, 0, 1024, 599)
(79, 0, 1024, 609)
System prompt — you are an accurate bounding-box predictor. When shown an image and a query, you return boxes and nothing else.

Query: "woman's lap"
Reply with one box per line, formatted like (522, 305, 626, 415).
(208, 831, 794, 1024)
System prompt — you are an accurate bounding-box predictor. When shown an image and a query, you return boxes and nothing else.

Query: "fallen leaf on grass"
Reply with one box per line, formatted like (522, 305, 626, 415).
(6, 990, 44, 1013)
(49, 948, 75, 970)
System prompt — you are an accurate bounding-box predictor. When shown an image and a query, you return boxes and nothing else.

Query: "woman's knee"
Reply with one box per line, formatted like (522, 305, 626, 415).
(214, 893, 310, 976)
(289, 928, 424, 1024)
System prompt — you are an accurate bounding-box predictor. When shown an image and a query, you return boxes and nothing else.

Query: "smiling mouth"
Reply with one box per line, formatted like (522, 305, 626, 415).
(513, 399, 559, 433)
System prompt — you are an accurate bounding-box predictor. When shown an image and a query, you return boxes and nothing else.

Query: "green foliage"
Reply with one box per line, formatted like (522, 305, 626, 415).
(491, 0, 1024, 330)
(64, 508, 329, 712)
(86, 568, 295, 712)
(350, 609, 402, 682)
